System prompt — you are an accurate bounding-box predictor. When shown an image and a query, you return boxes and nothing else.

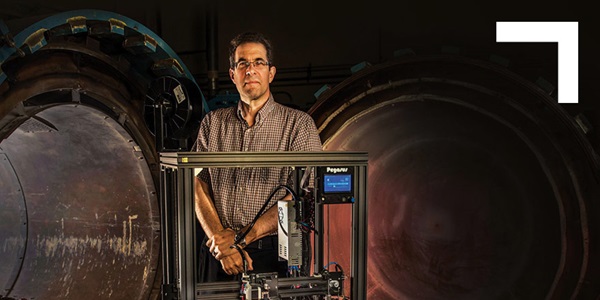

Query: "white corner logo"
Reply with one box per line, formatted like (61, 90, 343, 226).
(496, 21, 579, 104)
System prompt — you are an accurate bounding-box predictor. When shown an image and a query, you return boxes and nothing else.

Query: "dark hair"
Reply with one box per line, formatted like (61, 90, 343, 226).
(228, 32, 274, 68)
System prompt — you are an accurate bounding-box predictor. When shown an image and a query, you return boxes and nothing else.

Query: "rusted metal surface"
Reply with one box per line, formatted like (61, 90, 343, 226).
(309, 56, 600, 299)
(0, 152, 27, 296)
(0, 104, 159, 299)
(0, 9, 208, 300)
(0, 38, 164, 300)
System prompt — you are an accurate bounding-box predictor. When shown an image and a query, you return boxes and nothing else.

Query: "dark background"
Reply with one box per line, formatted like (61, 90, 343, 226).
(4, 0, 597, 149)
(1, 2, 596, 105)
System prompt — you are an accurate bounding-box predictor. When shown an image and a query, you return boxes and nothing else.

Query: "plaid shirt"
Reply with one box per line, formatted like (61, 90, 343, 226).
(195, 95, 323, 231)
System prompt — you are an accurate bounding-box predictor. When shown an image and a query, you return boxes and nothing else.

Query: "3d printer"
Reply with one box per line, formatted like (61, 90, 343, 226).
(159, 151, 368, 300)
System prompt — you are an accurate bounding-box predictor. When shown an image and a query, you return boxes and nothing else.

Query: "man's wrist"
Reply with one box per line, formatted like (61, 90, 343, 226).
(234, 231, 248, 248)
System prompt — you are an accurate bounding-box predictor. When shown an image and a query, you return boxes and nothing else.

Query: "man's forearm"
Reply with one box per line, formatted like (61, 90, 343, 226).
(242, 205, 277, 244)
(241, 193, 292, 245)
(194, 176, 224, 238)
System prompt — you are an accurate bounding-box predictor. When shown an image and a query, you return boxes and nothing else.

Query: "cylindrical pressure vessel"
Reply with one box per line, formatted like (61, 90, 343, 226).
(0, 10, 202, 300)
(308, 55, 600, 299)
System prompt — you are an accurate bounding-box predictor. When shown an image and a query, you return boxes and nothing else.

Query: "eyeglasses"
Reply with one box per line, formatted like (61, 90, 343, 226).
(233, 60, 270, 70)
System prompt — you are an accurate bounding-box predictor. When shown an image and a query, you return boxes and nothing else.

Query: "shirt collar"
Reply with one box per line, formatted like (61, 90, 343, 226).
(236, 93, 276, 124)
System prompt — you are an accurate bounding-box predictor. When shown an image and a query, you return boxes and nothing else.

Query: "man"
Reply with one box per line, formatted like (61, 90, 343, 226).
(194, 31, 322, 282)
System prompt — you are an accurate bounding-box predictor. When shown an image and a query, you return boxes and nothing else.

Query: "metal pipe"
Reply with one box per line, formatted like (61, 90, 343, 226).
(206, 0, 219, 98)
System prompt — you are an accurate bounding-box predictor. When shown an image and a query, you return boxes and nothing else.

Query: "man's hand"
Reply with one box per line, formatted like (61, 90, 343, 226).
(207, 228, 239, 259)
(220, 249, 254, 275)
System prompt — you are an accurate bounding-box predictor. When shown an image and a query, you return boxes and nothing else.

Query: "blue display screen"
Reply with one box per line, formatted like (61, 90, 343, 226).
(323, 174, 352, 193)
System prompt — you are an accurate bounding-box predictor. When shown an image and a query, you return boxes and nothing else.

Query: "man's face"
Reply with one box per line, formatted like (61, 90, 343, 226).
(229, 42, 276, 103)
